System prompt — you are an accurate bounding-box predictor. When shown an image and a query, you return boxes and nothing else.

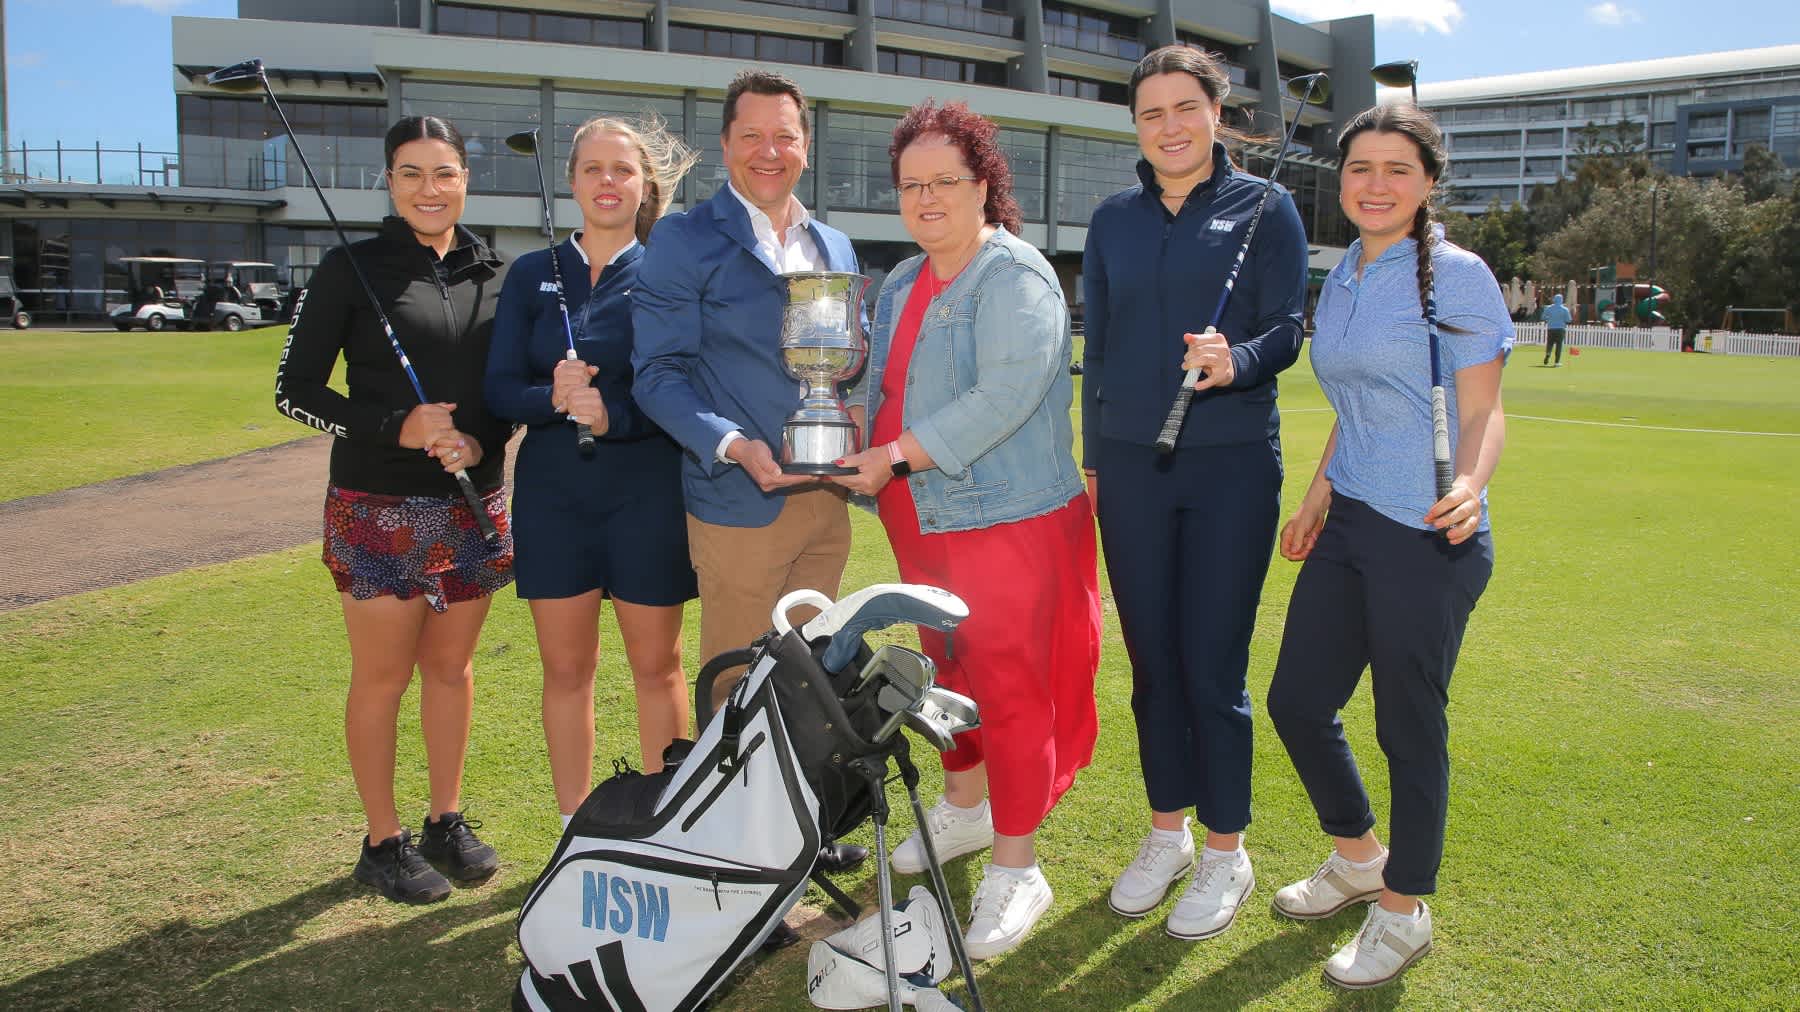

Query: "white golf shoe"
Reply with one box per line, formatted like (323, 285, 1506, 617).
(1108, 825, 1195, 917)
(1273, 849, 1386, 920)
(1323, 900, 1432, 989)
(889, 796, 993, 875)
(962, 864, 1053, 959)
(1165, 847, 1254, 941)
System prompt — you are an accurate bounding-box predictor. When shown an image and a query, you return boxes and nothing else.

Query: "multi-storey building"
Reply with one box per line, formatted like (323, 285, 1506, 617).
(1418, 44, 1800, 213)
(0, 0, 1373, 319)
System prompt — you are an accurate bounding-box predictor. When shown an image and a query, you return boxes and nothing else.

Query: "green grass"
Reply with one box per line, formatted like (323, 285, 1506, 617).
(0, 327, 297, 503)
(2, 345, 1797, 1010)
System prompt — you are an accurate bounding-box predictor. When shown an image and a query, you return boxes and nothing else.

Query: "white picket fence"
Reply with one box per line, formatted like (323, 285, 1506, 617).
(1512, 322, 1800, 357)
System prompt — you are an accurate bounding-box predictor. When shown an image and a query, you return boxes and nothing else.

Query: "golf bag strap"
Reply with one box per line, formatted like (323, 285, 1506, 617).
(810, 868, 864, 920)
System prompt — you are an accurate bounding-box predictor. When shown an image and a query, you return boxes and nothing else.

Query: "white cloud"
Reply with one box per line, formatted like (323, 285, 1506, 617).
(1586, 2, 1642, 25)
(111, 0, 193, 13)
(1272, 1, 1465, 35)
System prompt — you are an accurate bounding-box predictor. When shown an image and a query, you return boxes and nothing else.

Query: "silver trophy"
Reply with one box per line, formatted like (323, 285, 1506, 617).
(778, 271, 871, 475)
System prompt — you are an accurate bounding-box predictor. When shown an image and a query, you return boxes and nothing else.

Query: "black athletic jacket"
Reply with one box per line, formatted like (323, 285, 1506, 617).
(277, 216, 509, 496)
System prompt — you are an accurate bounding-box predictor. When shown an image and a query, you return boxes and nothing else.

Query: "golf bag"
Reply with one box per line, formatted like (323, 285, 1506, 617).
(514, 585, 986, 1012)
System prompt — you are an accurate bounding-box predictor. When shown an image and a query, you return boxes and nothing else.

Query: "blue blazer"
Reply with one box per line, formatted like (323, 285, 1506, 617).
(631, 187, 860, 527)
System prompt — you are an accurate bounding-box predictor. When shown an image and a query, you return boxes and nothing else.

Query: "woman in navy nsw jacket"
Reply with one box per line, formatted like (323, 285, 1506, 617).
(1082, 45, 1308, 941)
(485, 116, 699, 829)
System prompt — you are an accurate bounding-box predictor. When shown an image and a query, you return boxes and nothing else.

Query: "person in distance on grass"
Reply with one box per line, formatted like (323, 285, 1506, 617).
(1265, 103, 1510, 989)
(1081, 45, 1307, 942)
(485, 116, 700, 833)
(829, 100, 1102, 960)
(1540, 293, 1572, 366)
(276, 115, 510, 905)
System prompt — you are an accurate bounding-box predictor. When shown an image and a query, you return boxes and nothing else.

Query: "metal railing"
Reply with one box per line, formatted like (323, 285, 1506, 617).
(872, 0, 1017, 38)
(2, 143, 183, 187)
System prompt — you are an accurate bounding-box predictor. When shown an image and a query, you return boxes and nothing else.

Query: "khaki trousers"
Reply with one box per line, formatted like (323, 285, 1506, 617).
(687, 486, 852, 709)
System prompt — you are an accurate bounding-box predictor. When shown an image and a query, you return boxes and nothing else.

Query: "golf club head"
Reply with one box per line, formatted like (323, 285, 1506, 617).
(852, 642, 936, 697)
(1370, 60, 1419, 89)
(206, 59, 267, 92)
(900, 710, 956, 752)
(1285, 72, 1331, 105)
(916, 686, 979, 735)
(505, 129, 541, 156)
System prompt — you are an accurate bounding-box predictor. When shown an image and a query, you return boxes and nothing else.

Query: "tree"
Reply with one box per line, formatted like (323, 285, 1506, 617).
(1737, 145, 1789, 204)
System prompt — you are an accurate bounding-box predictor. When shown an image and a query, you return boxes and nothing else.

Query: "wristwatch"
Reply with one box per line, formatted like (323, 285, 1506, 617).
(887, 440, 912, 478)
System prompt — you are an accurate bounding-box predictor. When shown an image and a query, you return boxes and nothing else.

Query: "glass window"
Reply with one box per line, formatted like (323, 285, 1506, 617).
(878, 48, 1005, 86)
(437, 4, 644, 49)
(871, 0, 1017, 39)
(824, 110, 899, 213)
(999, 129, 1045, 222)
(402, 80, 541, 195)
(1056, 134, 1137, 225)
(1687, 112, 1727, 139)
(552, 90, 687, 197)
(670, 25, 841, 67)
(1525, 128, 1563, 150)
(1048, 74, 1127, 105)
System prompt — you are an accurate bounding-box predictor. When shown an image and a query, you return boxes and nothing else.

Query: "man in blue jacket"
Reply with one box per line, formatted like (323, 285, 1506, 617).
(1540, 293, 1573, 365)
(631, 72, 865, 893)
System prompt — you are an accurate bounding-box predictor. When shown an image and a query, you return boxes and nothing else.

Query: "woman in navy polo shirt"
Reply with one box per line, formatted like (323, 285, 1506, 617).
(1264, 104, 1510, 989)
(486, 116, 699, 830)
(1082, 45, 1307, 941)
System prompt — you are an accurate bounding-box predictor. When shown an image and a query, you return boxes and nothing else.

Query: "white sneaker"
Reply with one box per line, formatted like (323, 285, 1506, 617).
(1273, 850, 1387, 920)
(962, 864, 1053, 959)
(890, 796, 994, 875)
(1165, 848, 1254, 941)
(1108, 825, 1195, 917)
(1323, 900, 1432, 989)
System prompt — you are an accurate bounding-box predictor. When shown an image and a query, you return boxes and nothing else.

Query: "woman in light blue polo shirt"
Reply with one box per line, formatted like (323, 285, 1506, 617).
(1260, 103, 1511, 990)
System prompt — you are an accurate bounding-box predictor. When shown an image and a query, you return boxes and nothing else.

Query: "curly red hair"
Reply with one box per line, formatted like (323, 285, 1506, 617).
(889, 100, 1023, 235)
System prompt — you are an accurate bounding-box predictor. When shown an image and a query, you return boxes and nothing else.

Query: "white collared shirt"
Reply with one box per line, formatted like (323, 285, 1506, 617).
(726, 181, 824, 274)
(568, 232, 640, 268)
(716, 183, 827, 464)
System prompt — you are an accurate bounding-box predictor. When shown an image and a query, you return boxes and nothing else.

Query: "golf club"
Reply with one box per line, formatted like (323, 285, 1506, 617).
(205, 58, 498, 545)
(505, 128, 595, 457)
(1371, 59, 1420, 105)
(1425, 297, 1455, 501)
(1153, 71, 1331, 454)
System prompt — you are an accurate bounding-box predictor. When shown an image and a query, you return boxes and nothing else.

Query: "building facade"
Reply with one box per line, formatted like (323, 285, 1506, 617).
(1417, 45, 1800, 213)
(0, 0, 1373, 320)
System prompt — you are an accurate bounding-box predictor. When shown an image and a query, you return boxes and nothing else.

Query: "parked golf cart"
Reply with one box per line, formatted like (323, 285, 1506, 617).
(0, 257, 30, 329)
(108, 257, 205, 332)
(195, 260, 286, 331)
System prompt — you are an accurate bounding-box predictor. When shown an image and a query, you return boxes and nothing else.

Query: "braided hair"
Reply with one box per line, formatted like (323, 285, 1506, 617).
(1336, 104, 1448, 317)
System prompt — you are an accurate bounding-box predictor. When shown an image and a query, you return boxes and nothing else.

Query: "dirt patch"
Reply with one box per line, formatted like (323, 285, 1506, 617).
(0, 437, 334, 611)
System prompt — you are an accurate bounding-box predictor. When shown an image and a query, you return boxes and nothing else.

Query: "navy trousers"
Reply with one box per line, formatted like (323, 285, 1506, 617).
(1266, 495, 1493, 895)
(1097, 437, 1282, 834)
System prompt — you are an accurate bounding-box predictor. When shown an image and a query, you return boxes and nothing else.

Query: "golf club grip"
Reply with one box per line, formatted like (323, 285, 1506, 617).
(455, 470, 500, 545)
(1430, 385, 1454, 501)
(1154, 386, 1195, 454)
(564, 349, 596, 456)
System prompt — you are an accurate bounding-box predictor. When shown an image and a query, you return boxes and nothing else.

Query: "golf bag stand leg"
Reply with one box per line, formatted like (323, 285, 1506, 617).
(850, 756, 903, 1012)
(895, 745, 986, 1012)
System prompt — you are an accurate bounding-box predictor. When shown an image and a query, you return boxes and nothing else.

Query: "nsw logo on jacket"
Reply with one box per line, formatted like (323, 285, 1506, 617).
(580, 870, 672, 942)
(1207, 218, 1238, 233)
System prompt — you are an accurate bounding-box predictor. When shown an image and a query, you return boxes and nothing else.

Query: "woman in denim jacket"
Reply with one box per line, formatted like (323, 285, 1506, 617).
(831, 100, 1101, 960)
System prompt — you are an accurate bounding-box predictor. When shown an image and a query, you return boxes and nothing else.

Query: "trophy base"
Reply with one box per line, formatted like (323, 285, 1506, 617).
(781, 461, 858, 476)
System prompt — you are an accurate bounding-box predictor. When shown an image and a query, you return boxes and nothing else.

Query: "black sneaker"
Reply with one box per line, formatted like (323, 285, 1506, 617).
(354, 829, 452, 904)
(419, 810, 500, 881)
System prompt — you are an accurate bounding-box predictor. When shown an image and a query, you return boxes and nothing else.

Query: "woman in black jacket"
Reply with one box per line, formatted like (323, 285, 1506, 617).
(276, 115, 511, 904)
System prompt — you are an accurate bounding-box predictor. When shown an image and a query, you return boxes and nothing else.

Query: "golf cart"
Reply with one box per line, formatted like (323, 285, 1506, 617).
(108, 257, 205, 332)
(195, 260, 285, 331)
(0, 257, 30, 329)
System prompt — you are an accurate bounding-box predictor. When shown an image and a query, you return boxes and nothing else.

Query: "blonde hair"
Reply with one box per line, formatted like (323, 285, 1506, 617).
(567, 114, 700, 244)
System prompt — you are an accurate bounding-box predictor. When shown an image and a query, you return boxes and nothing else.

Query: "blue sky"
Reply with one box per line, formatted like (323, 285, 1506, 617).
(3, 0, 1796, 152)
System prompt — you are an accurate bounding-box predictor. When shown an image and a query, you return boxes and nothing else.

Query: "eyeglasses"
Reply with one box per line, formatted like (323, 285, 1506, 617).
(897, 175, 978, 200)
(389, 168, 467, 192)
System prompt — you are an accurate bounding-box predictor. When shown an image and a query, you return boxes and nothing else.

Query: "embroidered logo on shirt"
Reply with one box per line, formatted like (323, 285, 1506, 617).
(539, 281, 560, 293)
(1208, 218, 1238, 233)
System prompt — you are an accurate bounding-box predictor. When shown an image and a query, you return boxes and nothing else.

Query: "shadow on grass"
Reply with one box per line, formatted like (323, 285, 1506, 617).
(1, 875, 532, 1011)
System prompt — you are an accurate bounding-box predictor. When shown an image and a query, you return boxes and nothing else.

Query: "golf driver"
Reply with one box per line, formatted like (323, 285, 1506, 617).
(1154, 71, 1331, 454)
(1371, 59, 1420, 105)
(205, 58, 499, 545)
(505, 128, 595, 457)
